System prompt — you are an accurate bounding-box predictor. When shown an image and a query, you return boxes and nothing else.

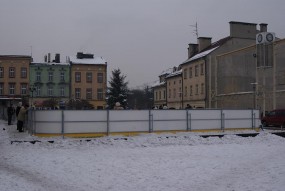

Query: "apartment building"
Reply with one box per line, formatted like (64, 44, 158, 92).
(69, 52, 107, 109)
(0, 55, 32, 106)
(30, 54, 70, 108)
(165, 67, 182, 109)
(152, 68, 172, 108)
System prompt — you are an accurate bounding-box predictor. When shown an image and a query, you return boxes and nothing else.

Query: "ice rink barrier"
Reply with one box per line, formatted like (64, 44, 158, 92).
(27, 109, 261, 137)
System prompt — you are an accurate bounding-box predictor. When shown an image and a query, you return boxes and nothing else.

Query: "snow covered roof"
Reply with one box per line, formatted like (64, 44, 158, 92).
(166, 69, 182, 78)
(159, 68, 173, 76)
(182, 46, 219, 64)
(69, 56, 107, 65)
(151, 80, 165, 88)
(31, 62, 69, 66)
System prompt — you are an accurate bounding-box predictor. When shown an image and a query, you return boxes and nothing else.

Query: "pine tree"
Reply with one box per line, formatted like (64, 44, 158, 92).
(107, 69, 128, 109)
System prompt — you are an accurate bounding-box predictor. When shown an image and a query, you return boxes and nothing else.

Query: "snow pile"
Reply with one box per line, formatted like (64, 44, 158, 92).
(1, 120, 285, 191)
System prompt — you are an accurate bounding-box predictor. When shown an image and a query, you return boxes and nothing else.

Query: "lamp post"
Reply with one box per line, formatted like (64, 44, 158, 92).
(29, 85, 36, 107)
(250, 82, 258, 109)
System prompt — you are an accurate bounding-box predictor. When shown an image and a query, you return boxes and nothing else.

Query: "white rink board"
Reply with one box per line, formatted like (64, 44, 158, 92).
(191, 120, 221, 130)
(64, 122, 107, 133)
(34, 122, 62, 134)
(35, 110, 62, 121)
(153, 121, 186, 131)
(109, 121, 149, 132)
(152, 110, 186, 120)
(188, 110, 222, 120)
(109, 110, 149, 121)
(30, 109, 261, 135)
(64, 110, 107, 121)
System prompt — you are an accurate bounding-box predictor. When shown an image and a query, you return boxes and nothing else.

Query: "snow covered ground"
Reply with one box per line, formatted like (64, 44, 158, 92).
(1, 120, 285, 191)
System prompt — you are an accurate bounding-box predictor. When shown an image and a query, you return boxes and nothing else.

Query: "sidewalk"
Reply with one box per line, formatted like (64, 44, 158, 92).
(0, 119, 34, 143)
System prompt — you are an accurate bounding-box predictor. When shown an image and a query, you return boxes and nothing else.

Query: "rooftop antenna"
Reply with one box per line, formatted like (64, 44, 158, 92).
(189, 21, 199, 39)
(30, 46, 33, 57)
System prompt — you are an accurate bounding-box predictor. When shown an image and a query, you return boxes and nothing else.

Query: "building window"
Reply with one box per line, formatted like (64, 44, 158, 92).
(179, 87, 182, 98)
(21, 67, 27, 78)
(0, 83, 3, 95)
(195, 65, 199, 77)
(0, 67, 4, 78)
(75, 88, 81, 99)
(60, 72, 65, 81)
(190, 85, 193, 96)
(48, 72, 53, 82)
(169, 82, 171, 86)
(159, 91, 161, 100)
(184, 86, 187, 97)
(36, 72, 41, 82)
(155, 92, 158, 101)
(195, 84, 199, 95)
(20, 84, 27, 95)
(200, 64, 204, 75)
(183, 68, 188, 79)
(169, 89, 171, 98)
(86, 72, 92, 83)
(97, 88, 103, 100)
(75, 72, 81, 82)
(48, 86, 53, 96)
(86, 88, 92, 99)
(173, 88, 176, 98)
(35, 86, 41, 97)
(163, 90, 166, 99)
(60, 87, 65, 97)
(201, 83, 204, 94)
(9, 67, 15, 78)
(189, 67, 193, 78)
(97, 73, 103, 83)
(9, 83, 15, 95)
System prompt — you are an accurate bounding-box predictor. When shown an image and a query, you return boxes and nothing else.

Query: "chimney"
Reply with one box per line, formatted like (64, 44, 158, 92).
(260, 23, 268, 32)
(229, 21, 257, 39)
(77, 52, 83, 59)
(48, 53, 51, 63)
(55, 53, 60, 63)
(188, 43, 198, 58)
(198, 37, 212, 52)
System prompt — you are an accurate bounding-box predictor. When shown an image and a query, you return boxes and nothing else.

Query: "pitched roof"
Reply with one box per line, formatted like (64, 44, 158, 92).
(165, 69, 182, 79)
(182, 36, 231, 64)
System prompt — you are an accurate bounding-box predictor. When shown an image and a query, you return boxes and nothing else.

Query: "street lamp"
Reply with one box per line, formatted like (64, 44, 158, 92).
(250, 82, 258, 109)
(29, 84, 36, 107)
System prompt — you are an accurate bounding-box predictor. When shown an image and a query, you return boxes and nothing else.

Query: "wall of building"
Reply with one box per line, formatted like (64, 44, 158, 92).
(0, 56, 31, 104)
(153, 85, 166, 108)
(70, 64, 107, 109)
(30, 63, 70, 107)
(181, 59, 206, 108)
(166, 75, 182, 109)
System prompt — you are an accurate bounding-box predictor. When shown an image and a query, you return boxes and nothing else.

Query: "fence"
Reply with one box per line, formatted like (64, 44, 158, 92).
(27, 109, 261, 137)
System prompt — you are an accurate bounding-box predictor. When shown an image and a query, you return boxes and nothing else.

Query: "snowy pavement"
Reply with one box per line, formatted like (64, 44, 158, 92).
(1, 120, 285, 191)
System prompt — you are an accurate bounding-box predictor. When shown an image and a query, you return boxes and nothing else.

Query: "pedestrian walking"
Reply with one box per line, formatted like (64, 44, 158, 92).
(17, 104, 29, 132)
(7, 104, 15, 125)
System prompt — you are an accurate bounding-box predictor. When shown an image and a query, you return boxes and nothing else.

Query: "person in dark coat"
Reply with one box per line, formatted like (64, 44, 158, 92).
(7, 104, 15, 125)
(16, 102, 22, 118)
(185, 104, 192, 109)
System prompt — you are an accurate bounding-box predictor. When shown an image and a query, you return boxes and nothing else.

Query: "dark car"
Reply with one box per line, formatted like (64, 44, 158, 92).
(261, 109, 285, 127)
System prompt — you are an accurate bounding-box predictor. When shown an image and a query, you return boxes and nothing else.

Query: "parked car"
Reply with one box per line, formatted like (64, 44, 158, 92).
(261, 109, 285, 127)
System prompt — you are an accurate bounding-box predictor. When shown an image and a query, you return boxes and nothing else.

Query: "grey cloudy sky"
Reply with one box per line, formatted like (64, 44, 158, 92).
(1, 0, 285, 88)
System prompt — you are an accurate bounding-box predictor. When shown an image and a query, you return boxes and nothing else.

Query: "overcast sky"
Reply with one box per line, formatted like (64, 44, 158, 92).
(1, 0, 284, 88)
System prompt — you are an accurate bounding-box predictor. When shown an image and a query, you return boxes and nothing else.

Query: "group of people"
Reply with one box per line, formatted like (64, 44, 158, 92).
(7, 102, 29, 132)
